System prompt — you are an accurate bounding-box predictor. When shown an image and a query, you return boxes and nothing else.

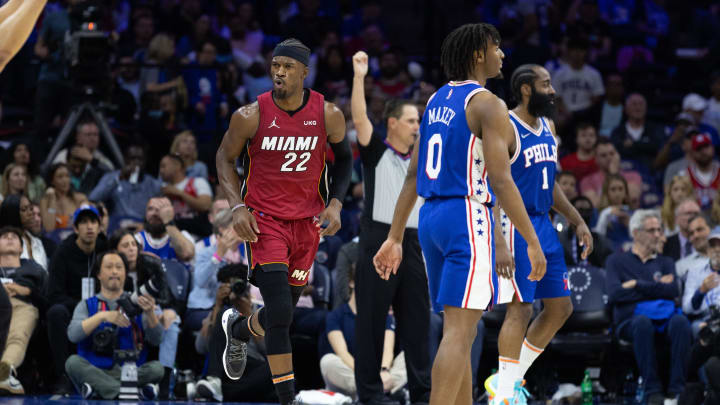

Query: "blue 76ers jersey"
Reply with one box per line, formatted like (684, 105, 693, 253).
(508, 110, 558, 215)
(417, 81, 495, 205)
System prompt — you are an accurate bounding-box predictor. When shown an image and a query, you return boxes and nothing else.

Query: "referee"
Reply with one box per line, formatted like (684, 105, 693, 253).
(351, 51, 431, 405)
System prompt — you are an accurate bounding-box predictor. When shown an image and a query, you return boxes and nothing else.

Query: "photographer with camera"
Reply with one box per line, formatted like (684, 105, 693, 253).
(193, 263, 275, 402)
(683, 231, 720, 404)
(65, 250, 164, 399)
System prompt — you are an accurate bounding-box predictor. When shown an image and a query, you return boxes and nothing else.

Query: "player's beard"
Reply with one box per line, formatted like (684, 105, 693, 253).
(274, 88, 289, 99)
(528, 88, 556, 119)
(144, 219, 166, 238)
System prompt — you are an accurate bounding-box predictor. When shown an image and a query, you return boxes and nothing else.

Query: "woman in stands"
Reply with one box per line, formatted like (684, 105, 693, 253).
(0, 164, 29, 202)
(170, 131, 208, 179)
(662, 175, 696, 235)
(39, 163, 87, 232)
(595, 174, 633, 251)
(3, 141, 45, 202)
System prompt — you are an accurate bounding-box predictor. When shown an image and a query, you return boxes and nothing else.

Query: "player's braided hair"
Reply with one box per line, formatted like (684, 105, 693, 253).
(440, 23, 501, 81)
(510, 64, 541, 103)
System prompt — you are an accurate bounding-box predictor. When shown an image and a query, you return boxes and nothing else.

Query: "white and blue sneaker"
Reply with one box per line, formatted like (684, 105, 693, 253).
(221, 307, 248, 380)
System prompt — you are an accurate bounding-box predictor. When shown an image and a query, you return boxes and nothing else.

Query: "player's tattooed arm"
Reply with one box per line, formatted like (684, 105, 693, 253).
(217, 103, 261, 242)
(319, 102, 350, 237)
(469, 92, 546, 281)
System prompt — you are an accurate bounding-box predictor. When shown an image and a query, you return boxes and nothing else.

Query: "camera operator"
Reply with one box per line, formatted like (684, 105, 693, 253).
(193, 263, 275, 402)
(65, 250, 164, 400)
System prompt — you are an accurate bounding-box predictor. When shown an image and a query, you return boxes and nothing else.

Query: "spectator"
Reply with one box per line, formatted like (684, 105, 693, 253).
(658, 118, 696, 179)
(115, 53, 141, 112)
(683, 132, 720, 209)
(610, 93, 666, 170)
(225, 3, 265, 70)
(66, 145, 107, 196)
(187, 209, 242, 332)
(0, 164, 29, 201)
(374, 47, 410, 98)
(333, 238, 359, 309)
(679, 216, 713, 321)
(46, 204, 107, 395)
(139, 33, 183, 99)
(40, 163, 88, 232)
(681, 93, 720, 146)
(704, 72, 720, 135)
(314, 45, 351, 102)
(559, 122, 598, 183)
(3, 141, 45, 202)
(0, 195, 53, 270)
(595, 174, 633, 251)
(159, 154, 213, 236)
(606, 209, 691, 405)
(169, 131, 208, 179)
(557, 171, 578, 201)
(194, 198, 230, 254)
(320, 265, 406, 399)
(135, 197, 195, 262)
(65, 251, 164, 400)
(182, 40, 229, 138)
(53, 118, 115, 171)
(89, 143, 163, 220)
(0, 227, 45, 395)
(661, 175, 696, 236)
(176, 15, 224, 62)
(559, 196, 614, 268)
(110, 229, 183, 397)
(118, 9, 155, 56)
(579, 139, 643, 208)
(664, 199, 702, 262)
(598, 73, 624, 137)
(29, 202, 57, 265)
(552, 37, 604, 117)
(565, 0, 613, 63)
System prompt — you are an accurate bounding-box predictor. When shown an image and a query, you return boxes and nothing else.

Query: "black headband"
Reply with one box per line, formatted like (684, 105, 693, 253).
(272, 44, 310, 66)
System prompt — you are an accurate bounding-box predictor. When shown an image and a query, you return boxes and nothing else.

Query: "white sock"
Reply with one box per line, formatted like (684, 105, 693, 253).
(497, 356, 519, 400)
(518, 339, 544, 379)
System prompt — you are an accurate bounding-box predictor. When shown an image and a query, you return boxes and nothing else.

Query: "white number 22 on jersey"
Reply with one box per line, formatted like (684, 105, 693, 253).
(281, 152, 311, 172)
(425, 133, 442, 179)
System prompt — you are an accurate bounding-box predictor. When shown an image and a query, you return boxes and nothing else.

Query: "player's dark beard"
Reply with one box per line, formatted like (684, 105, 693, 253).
(144, 219, 166, 238)
(273, 88, 288, 99)
(528, 88, 556, 119)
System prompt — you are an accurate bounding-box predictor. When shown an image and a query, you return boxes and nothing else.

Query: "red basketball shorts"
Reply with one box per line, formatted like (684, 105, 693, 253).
(246, 211, 320, 286)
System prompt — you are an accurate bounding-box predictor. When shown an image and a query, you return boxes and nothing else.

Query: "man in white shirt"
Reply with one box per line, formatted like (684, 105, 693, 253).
(53, 118, 115, 171)
(552, 37, 604, 114)
(682, 223, 720, 337)
(158, 154, 213, 236)
(676, 215, 711, 286)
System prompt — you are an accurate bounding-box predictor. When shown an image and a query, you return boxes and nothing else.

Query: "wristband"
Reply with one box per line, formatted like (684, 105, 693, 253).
(232, 203, 246, 212)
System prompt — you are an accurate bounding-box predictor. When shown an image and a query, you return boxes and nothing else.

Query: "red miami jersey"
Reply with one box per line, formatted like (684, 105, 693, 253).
(241, 90, 329, 220)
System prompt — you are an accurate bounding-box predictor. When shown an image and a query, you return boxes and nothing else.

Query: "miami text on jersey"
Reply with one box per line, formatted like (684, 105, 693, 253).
(261, 136, 320, 151)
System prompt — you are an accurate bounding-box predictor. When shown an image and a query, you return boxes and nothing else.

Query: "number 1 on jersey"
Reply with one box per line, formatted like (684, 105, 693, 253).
(426, 133, 442, 179)
(541, 166, 549, 190)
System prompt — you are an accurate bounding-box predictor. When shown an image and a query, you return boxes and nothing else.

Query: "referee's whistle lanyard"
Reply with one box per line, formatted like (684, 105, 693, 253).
(571, 234, 588, 267)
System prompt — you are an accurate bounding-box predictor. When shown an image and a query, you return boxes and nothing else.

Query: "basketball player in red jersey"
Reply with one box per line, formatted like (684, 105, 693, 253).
(215, 38, 353, 405)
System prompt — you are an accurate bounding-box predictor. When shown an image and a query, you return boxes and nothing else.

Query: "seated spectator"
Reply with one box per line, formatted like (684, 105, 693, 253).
(579, 139, 643, 208)
(559, 123, 598, 184)
(659, 121, 696, 183)
(333, 238, 358, 309)
(606, 210, 691, 405)
(552, 37, 604, 122)
(40, 163, 88, 232)
(0, 227, 45, 395)
(679, 216, 714, 332)
(0, 195, 53, 270)
(661, 175, 696, 236)
(664, 199, 702, 261)
(681, 93, 720, 146)
(135, 197, 195, 262)
(683, 132, 720, 209)
(3, 141, 46, 202)
(53, 117, 115, 171)
(110, 228, 184, 398)
(0, 164, 29, 202)
(187, 209, 242, 332)
(557, 171, 578, 202)
(595, 174, 633, 251)
(374, 47, 410, 99)
(610, 93, 665, 170)
(65, 251, 164, 400)
(559, 196, 614, 268)
(320, 265, 406, 399)
(598, 73, 624, 137)
(170, 131, 208, 179)
(194, 197, 230, 255)
(159, 154, 213, 237)
(193, 265, 275, 402)
(89, 143, 162, 220)
(46, 205, 107, 395)
(66, 144, 107, 196)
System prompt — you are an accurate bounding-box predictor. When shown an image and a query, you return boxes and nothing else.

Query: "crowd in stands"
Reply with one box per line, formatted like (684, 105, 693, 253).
(0, 0, 718, 403)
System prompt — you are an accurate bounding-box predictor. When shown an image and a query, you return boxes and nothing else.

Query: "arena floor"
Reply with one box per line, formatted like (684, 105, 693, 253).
(0, 398, 626, 405)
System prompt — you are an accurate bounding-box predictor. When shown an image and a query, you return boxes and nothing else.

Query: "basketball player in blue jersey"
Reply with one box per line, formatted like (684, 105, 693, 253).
(484, 64, 595, 405)
(374, 24, 547, 405)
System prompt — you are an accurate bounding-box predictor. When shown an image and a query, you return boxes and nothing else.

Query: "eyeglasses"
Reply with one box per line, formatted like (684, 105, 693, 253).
(642, 227, 663, 234)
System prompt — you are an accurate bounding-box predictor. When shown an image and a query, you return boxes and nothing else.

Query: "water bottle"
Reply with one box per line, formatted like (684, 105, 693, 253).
(634, 376, 645, 404)
(581, 369, 593, 405)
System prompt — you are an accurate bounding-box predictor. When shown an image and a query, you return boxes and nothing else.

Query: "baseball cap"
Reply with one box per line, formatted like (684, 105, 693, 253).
(691, 133, 713, 151)
(675, 112, 695, 125)
(709, 231, 720, 244)
(682, 93, 708, 111)
(72, 204, 100, 226)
